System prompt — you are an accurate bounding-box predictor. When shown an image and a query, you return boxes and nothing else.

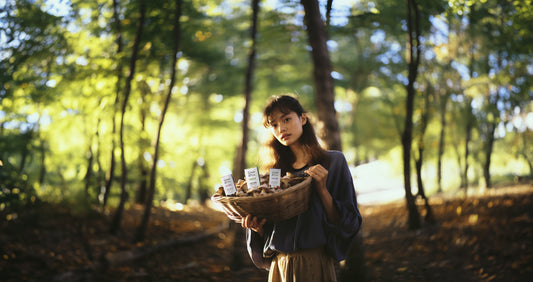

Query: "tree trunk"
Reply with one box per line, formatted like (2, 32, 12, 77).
(135, 90, 149, 204)
(83, 142, 94, 197)
(325, 0, 333, 27)
(436, 90, 447, 193)
(463, 97, 473, 192)
(483, 121, 496, 188)
(110, 0, 146, 234)
(103, 0, 124, 208)
(199, 161, 210, 203)
(402, 0, 421, 230)
(185, 160, 198, 202)
(234, 0, 259, 180)
(135, 0, 181, 242)
(414, 85, 434, 224)
(520, 133, 533, 176)
(300, 0, 341, 151)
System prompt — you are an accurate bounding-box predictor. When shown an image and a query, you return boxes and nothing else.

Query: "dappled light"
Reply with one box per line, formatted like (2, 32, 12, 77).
(352, 161, 405, 205)
(1, 0, 532, 281)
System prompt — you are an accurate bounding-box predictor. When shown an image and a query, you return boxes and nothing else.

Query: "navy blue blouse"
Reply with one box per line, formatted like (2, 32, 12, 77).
(246, 150, 362, 270)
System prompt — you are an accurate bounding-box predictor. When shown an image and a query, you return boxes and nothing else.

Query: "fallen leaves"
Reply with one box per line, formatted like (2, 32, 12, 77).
(1, 185, 532, 281)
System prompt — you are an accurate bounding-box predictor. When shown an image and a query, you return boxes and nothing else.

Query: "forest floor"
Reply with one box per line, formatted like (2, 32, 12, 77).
(1, 182, 532, 282)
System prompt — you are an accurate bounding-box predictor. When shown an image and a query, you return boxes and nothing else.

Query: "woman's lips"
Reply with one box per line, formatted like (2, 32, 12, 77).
(281, 134, 290, 141)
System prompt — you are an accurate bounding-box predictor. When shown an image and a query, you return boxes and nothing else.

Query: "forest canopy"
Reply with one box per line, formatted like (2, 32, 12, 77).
(1, 0, 532, 220)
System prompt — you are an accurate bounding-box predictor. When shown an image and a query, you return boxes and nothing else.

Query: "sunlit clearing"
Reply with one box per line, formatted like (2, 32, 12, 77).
(352, 161, 405, 205)
(161, 199, 185, 211)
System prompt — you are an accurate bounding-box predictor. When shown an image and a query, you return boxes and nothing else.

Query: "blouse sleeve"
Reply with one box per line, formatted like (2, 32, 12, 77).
(323, 151, 362, 261)
(246, 226, 272, 270)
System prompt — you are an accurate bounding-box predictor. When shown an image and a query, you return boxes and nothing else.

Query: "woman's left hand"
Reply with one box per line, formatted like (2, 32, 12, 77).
(305, 164, 328, 192)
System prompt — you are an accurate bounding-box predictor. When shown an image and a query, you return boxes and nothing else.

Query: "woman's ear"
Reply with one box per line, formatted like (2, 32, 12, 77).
(301, 113, 308, 125)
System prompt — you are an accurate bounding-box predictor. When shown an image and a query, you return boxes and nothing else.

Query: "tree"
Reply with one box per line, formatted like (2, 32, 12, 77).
(413, 81, 435, 224)
(401, 0, 422, 230)
(110, 0, 147, 234)
(300, 0, 341, 150)
(102, 0, 125, 208)
(234, 0, 260, 180)
(135, 0, 182, 242)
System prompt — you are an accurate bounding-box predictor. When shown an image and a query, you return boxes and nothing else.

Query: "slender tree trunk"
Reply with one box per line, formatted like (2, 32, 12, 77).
(463, 97, 473, 192)
(520, 133, 533, 176)
(95, 115, 105, 201)
(234, 0, 259, 180)
(414, 85, 434, 224)
(482, 51, 504, 189)
(135, 0, 181, 242)
(402, 0, 421, 230)
(135, 91, 149, 204)
(185, 160, 198, 202)
(199, 161, 210, 203)
(436, 90, 447, 193)
(103, 0, 124, 208)
(483, 121, 496, 188)
(110, 0, 146, 234)
(39, 140, 46, 185)
(84, 142, 94, 197)
(325, 0, 333, 27)
(19, 132, 30, 173)
(300, 0, 341, 151)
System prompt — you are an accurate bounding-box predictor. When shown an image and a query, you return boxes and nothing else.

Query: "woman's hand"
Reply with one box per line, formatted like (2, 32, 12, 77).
(305, 164, 340, 224)
(241, 214, 266, 237)
(305, 164, 328, 192)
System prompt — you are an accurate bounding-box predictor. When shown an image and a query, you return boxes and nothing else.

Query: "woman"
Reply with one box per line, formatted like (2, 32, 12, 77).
(242, 95, 362, 282)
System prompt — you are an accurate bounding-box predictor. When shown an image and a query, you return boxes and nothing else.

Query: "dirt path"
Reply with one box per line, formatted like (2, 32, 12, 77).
(1, 185, 532, 281)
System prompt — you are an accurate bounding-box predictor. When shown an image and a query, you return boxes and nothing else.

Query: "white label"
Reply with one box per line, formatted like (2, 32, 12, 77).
(220, 174, 237, 196)
(244, 167, 261, 189)
(269, 168, 281, 188)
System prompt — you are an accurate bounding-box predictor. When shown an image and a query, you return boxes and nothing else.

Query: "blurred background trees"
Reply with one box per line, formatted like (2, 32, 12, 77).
(1, 0, 532, 230)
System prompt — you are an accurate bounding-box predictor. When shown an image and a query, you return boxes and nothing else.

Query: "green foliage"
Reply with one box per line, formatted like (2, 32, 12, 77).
(0, 0, 531, 210)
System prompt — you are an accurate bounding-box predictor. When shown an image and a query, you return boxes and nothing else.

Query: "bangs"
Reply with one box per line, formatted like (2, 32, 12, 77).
(263, 104, 292, 127)
(262, 95, 305, 128)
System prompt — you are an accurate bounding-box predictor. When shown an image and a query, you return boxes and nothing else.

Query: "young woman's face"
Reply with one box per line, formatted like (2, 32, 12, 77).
(268, 110, 307, 147)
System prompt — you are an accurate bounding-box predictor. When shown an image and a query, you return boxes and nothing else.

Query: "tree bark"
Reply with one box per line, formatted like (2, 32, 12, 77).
(135, 89, 149, 204)
(436, 89, 447, 193)
(135, 0, 181, 242)
(185, 160, 198, 202)
(103, 0, 124, 208)
(402, 0, 421, 230)
(83, 141, 94, 197)
(325, 0, 333, 27)
(300, 0, 341, 151)
(234, 0, 259, 180)
(483, 121, 496, 188)
(110, 0, 146, 234)
(414, 85, 435, 224)
(463, 97, 473, 192)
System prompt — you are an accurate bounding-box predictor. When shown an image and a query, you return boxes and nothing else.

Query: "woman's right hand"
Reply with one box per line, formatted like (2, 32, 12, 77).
(241, 214, 266, 237)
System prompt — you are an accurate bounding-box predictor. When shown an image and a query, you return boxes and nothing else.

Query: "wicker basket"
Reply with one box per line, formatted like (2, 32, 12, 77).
(211, 177, 312, 222)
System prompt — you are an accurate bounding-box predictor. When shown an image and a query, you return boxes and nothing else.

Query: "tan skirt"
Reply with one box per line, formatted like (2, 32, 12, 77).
(268, 247, 337, 282)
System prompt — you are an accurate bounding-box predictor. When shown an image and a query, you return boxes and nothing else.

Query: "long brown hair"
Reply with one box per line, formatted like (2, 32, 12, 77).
(260, 95, 329, 174)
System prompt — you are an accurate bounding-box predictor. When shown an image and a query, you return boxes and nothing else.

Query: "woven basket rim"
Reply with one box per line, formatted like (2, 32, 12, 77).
(211, 176, 312, 204)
